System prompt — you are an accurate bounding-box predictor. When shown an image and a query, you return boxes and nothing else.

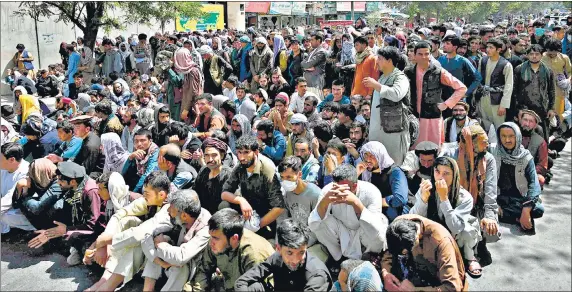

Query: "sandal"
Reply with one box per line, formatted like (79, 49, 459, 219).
(466, 260, 483, 278)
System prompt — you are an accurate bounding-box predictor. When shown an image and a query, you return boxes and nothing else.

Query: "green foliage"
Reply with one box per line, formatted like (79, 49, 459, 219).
(120, 2, 205, 32)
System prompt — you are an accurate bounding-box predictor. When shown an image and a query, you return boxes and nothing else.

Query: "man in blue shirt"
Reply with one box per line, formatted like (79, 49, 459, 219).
(438, 35, 482, 115)
(256, 119, 286, 166)
(45, 120, 83, 164)
(316, 79, 350, 112)
(66, 44, 81, 99)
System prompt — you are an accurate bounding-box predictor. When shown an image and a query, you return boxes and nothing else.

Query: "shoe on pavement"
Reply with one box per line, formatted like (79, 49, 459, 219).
(67, 247, 82, 266)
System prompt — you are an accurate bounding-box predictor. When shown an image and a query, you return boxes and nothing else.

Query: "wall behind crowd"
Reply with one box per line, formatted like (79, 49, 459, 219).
(0, 2, 165, 96)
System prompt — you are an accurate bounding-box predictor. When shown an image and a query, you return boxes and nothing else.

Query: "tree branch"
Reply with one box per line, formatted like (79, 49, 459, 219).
(45, 1, 86, 31)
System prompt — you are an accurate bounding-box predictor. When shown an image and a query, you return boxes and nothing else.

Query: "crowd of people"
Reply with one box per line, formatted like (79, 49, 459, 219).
(1, 13, 572, 291)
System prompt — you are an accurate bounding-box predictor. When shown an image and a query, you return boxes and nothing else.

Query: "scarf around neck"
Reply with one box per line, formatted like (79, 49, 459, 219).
(458, 126, 487, 205)
(136, 142, 158, 175)
(495, 122, 533, 166)
(355, 47, 373, 65)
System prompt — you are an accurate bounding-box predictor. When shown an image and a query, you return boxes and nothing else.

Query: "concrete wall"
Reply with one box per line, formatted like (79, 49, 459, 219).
(227, 2, 246, 32)
(0, 2, 169, 96)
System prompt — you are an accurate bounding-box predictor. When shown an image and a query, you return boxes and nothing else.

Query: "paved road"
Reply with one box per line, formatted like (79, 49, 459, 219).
(1, 139, 571, 291)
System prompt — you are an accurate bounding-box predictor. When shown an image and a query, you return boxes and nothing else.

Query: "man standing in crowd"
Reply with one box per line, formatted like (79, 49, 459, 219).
(404, 41, 467, 148)
(478, 38, 514, 131)
(363, 46, 411, 165)
(302, 32, 327, 98)
(513, 44, 555, 140)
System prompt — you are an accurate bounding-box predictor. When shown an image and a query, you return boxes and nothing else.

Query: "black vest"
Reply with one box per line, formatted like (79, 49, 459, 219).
(479, 56, 508, 105)
(405, 64, 445, 119)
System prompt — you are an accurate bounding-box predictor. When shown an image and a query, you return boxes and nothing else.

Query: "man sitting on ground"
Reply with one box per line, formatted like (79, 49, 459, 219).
(382, 214, 467, 291)
(309, 164, 388, 263)
(235, 219, 332, 291)
(141, 189, 211, 292)
(188, 208, 275, 291)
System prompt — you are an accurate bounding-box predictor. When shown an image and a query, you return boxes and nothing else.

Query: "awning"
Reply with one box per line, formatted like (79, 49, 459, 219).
(245, 2, 270, 13)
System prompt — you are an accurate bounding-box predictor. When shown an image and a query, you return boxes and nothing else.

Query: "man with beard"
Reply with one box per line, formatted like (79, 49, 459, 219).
(235, 84, 256, 121)
(28, 162, 105, 267)
(303, 95, 322, 129)
(110, 81, 132, 106)
(120, 107, 140, 152)
(157, 144, 196, 191)
(401, 141, 439, 196)
(235, 219, 332, 291)
(513, 44, 555, 140)
(309, 164, 388, 263)
(443, 102, 479, 143)
(519, 110, 550, 188)
(228, 114, 251, 153)
(511, 38, 528, 60)
(500, 36, 524, 70)
(490, 122, 543, 234)
(356, 141, 409, 222)
(332, 104, 357, 141)
(343, 121, 367, 166)
(382, 215, 467, 291)
(320, 102, 339, 126)
(440, 125, 500, 272)
(192, 93, 227, 141)
(293, 137, 321, 185)
(152, 106, 172, 147)
(219, 99, 236, 127)
(94, 100, 124, 137)
(197, 45, 233, 96)
(121, 129, 159, 193)
(285, 114, 313, 158)
(141, 189, 210, 292)
(256, 120, 286, 166)
(249, 37, 274, 92)
(190, 208, 274, 291)
(194, 138, 233, 215)
(221, 135, 286, 240)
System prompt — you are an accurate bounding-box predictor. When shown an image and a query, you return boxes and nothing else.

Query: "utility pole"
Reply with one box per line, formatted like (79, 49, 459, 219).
(351, 1, 354, 21)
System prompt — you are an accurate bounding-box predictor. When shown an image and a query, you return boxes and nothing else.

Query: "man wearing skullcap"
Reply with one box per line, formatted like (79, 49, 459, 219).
(444, 101, 480, 143)
(197, 45, 233, 96)
(401, 141, 440, 196)
(28, 161, 105, 267)
(193, 137, 233, 214)
(285, 113, 314, 158)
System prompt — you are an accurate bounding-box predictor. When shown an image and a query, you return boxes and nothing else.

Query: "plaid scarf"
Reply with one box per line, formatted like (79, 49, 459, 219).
(64, 176, 88, 226)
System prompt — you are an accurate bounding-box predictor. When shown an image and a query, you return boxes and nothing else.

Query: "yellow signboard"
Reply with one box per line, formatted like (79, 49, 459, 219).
(176, 4, 225, 32)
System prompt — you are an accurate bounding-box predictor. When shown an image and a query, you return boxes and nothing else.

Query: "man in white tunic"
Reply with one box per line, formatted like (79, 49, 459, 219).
(308, 164, 388, 261)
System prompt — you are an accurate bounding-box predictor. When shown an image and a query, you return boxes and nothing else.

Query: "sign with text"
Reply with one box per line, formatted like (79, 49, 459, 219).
(269, 2, 292, 15)
(176, 4, 224, 32)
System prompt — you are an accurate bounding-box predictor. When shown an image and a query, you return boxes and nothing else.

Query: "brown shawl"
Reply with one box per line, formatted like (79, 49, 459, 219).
(458, 125, 487, 205)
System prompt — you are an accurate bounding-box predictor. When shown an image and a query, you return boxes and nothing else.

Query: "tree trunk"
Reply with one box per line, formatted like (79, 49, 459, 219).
(160, 20, 166, 33)
(82, 2, 106, 51)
